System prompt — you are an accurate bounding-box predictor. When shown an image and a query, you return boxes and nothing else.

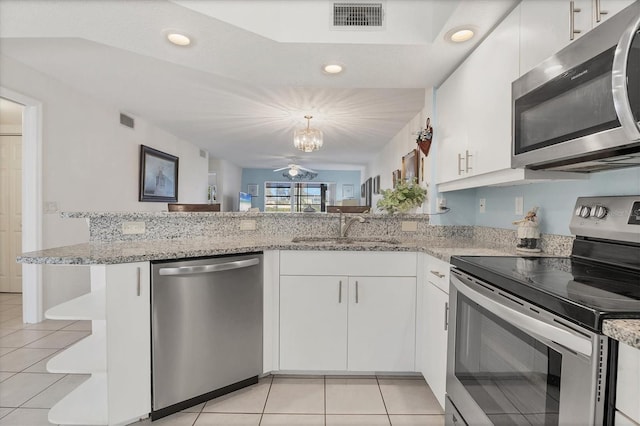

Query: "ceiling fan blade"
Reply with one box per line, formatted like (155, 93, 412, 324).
(272, 166, 289, 172)
(297, 165, 316, 173)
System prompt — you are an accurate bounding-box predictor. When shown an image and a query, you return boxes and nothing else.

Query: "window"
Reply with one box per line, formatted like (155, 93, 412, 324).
(265, 182, 333, 212)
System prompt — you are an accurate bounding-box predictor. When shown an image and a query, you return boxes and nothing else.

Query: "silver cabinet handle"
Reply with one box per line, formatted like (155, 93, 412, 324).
(355, 281, 359, 304)
(136, 267, 141, 296)
(158, 258, 260, 276)
(457, 153, 464, 175)
(430, 270, 445, 279)
(339, 280, 342, 303)
(612, 11, 640, 140)
(444, 302, 449, 331)
(464, 150, 472, 172)
(594, 0, 607, 23)
(570, 1, 582, 40)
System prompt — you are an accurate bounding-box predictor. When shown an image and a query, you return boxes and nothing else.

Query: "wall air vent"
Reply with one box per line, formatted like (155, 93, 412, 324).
(120, 113, 135, 129)
(333, 2, 384, 28)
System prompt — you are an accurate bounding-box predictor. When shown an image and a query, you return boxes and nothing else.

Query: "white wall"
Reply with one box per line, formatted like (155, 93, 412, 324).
(209, 156, 242, 212)
(1, 54, 209, 309)
(365, 88, 434, 213)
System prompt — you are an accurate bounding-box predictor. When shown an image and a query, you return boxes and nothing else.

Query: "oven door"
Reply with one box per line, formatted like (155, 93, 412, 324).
(446, 269, 606, 426)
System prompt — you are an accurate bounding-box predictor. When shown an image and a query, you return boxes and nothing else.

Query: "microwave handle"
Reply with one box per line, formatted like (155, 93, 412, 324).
(451, 273, 593, 357)
(612, 13, 640, 141)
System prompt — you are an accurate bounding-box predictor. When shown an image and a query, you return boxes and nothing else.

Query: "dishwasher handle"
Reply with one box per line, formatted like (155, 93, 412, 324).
(158, 258, 260, 276)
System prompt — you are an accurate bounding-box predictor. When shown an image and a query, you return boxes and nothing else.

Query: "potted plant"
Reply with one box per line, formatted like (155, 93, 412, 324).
(377, 178, 427, 214)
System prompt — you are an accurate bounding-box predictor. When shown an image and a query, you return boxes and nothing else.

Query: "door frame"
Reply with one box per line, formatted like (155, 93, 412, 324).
(1, 87, 43, 323)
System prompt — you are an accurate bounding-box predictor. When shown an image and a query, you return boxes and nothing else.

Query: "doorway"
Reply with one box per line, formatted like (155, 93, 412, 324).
(0, 98, 23, 294)
(0, 87, 43, 323)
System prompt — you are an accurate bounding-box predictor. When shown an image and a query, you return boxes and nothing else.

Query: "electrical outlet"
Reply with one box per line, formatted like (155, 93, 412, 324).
(515, 196, 524, 215)
(122, 221, 146, 234)
(240, 220, 256, 231)
(401, 221, 418, 232)
(479, 198, 486, 213)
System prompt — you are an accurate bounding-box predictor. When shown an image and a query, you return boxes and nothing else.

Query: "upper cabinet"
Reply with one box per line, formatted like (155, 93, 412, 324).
(436, 4, 522, 189)
(520, 0, 635, 75)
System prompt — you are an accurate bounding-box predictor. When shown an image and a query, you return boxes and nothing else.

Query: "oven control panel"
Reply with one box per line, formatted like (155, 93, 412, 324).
(570, 196, 640, 243)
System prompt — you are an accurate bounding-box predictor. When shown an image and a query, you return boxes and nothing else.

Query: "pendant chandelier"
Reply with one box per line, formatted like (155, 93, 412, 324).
(293, 115, 323, 152)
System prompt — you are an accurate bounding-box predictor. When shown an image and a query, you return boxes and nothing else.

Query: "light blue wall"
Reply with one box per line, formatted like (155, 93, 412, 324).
(241, 168, 362, 212)
(435, 167, 640, 235)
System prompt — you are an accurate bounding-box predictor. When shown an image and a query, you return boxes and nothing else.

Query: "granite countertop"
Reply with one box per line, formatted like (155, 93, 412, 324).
(603, 319, 640, 349)
(16, 235, 530, 265)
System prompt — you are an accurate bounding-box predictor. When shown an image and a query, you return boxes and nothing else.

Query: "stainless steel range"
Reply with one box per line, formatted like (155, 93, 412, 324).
(446, 196, 640, 425)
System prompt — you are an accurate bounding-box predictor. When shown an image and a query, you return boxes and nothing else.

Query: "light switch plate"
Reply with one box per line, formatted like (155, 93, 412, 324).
(122, 221, 145, 234)
(515, 197, 524, 215)
(240, 220, 256, 231)
(479, 198, 486, 213)
(401, 221, 418, 232)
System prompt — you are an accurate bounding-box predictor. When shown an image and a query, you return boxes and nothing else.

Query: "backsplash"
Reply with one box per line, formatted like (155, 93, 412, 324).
(61, 212, 574, 256)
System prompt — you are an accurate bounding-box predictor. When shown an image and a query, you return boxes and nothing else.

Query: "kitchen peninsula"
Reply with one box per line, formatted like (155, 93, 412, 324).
(21, 210, 635, 426)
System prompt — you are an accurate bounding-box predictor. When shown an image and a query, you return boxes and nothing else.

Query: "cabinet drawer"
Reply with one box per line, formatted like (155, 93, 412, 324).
(425, 255, 450, 294)
(280, 251, 417, 277)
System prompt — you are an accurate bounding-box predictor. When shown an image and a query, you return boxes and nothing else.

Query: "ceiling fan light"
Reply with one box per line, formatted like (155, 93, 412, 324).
(288, 168, 299, 176)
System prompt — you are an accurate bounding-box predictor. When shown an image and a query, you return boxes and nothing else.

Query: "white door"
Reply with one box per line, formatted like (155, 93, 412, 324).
(279, 275, 348, 371)
(348, 276, 416, 372)
(0, 134, 22, 293)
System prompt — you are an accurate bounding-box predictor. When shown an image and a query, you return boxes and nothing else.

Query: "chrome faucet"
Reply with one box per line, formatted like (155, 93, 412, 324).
(337, 209, 366, 238)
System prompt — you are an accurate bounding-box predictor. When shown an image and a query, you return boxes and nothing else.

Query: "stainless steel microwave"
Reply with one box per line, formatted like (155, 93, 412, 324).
(512, 2, 640, 172)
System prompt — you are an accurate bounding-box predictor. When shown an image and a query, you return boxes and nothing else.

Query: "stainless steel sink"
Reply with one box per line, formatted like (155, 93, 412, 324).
(291, 236, 401, 245)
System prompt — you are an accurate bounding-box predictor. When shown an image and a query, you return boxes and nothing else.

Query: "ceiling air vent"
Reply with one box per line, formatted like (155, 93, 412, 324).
(333, 2, 384, 28)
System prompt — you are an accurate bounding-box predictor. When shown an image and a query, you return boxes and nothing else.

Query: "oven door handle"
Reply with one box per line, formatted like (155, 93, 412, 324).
(452, 274, 593, 357)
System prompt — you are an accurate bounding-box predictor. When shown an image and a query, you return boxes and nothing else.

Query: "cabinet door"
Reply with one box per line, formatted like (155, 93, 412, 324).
(280, 275, 348, 371)
(348, 276, 416, 372)
(616, 342, 640, 424)
(435, 63, 471, 184)
(105, 262, 151, 423)
(421, 282, 449, 410)
(465, 5, 520, 176)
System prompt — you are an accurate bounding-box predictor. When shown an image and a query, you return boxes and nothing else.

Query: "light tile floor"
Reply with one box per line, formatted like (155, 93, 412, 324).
(0, 293, 444, 426)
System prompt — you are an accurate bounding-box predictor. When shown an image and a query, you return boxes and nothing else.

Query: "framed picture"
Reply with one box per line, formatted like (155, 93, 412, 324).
(402, 149, 419, 183)
(373, 175, 381, 194)
(392, 169, 401, 188)
(361, 183, 366, 198)
(139, 145, 179, 202)
(247, 184, 259, 197)
(342, 184, 354, 199)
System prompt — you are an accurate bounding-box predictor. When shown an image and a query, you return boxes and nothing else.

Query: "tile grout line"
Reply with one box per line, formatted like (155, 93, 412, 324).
(258, 374, 274, 425)
(375, 375, 392, 426)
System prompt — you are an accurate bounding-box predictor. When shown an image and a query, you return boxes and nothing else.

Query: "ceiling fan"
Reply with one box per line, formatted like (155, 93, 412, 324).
(273, 164, 316, 177)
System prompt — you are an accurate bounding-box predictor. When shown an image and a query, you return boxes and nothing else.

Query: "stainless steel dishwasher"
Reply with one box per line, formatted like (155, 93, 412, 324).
(150, 252, 263, 420)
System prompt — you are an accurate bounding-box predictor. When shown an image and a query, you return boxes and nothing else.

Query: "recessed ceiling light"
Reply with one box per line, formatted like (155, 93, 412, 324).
(323, 64, 344, 74)
(167, 33, 191, 46)
(446, 27, 475, 43)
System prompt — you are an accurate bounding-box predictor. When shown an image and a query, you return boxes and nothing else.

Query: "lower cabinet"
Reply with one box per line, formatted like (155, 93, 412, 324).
(280, 275, 416, 372)
(616, 342, 640, 425)
(279, 251, 417, 373)
(420, 254, 451, 410)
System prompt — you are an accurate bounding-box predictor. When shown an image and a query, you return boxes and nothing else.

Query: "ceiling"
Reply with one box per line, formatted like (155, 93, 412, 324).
(0, 0, 517, 170)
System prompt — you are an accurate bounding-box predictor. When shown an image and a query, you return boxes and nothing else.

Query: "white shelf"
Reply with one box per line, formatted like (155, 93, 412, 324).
(47, 333, 107, 374)
(48, 373, 108, 425)
(45, 289, 105, 320)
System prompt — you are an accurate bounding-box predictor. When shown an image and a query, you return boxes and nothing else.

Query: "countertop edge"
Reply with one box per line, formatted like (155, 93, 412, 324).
(603, 319, 640, 349)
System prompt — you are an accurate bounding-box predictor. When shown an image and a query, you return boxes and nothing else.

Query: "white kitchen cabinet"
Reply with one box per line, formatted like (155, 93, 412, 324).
(520, 0, 635, 76)
(616, 341, 640, 425)
(435, 5, 520, 187)
(279, 251, 417, 373)
(420, 255, 451, 410)
(279, 275, 348, 371)
(348, 276, 416, 371)
(45, 262, 150, 426)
